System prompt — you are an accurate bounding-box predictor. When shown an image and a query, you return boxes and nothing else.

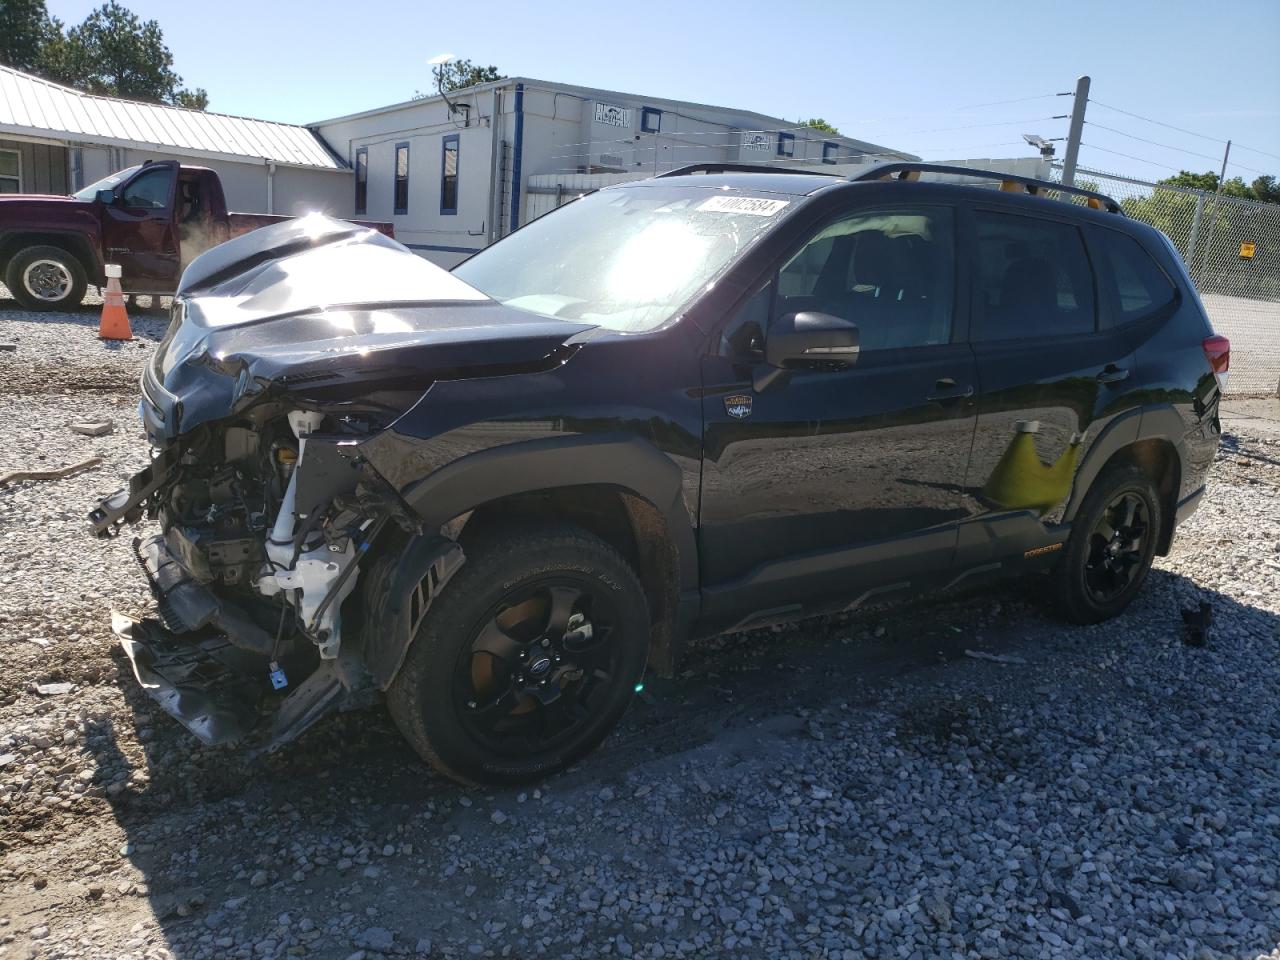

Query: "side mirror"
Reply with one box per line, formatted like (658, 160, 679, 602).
(96, 189, 116, 206)
(765, 311, 860, 368)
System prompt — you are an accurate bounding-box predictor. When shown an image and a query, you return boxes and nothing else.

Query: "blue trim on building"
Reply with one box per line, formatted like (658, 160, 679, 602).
(510, 82, 525, 232)
(394, 141, 410, 215)
(440, 134, 459, 215)
(354, 146, 368, 213)
(403, 242, 483, 254)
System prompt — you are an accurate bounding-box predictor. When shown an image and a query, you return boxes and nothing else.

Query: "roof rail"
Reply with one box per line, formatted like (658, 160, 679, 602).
(853, 162, 1124, 214)
(655, 163, 836, 179)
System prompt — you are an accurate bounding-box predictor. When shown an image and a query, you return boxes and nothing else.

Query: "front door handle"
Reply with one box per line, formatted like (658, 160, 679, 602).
(926, 378, 975, 402)
(1097, 364, 1130, 384)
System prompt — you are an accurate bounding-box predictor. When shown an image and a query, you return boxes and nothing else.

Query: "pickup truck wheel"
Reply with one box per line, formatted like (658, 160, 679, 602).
(5, 245, 88, 311)
(387, 525, 650, 787)
(1049, 464, 1161, 624)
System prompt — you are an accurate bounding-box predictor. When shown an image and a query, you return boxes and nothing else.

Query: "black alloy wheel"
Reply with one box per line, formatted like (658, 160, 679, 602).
(387, 525, 649, 786)
(457, 579, 621, 755)
(1049, 463, 1162, 624)
(1083, 492, 1150, 604)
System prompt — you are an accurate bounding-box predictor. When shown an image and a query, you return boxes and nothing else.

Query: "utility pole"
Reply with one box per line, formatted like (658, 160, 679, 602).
(1195, 139, 1232, 284)
(1059, 75, 1091, 188)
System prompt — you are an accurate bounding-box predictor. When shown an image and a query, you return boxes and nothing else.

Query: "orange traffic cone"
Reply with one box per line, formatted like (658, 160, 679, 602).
(98, 264, 132, 341)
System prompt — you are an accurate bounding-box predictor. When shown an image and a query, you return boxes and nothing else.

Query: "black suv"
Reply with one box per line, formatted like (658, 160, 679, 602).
(92, 163, 1228, 785)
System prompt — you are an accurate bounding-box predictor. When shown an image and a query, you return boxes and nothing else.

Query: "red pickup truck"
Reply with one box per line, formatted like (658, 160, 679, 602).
(0, 160, 390, 310)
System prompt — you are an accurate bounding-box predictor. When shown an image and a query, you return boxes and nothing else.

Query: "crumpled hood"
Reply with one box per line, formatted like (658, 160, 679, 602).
(143, 215, 594, 440)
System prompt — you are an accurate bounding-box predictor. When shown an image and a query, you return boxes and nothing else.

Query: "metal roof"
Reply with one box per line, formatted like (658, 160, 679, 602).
(0, 65, 344, 171)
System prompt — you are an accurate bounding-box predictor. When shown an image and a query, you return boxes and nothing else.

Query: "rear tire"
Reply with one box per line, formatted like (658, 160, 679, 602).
(387, 525, 650, 786)
(5, 245, 88, 311)
(1049, 464, 1162, 624)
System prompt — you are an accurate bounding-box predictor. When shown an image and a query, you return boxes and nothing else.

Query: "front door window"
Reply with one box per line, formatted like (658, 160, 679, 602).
(776, 207, 956, 350)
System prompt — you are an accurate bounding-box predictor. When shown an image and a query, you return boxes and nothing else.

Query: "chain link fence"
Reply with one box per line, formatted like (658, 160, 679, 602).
(1053, 163, 1280, 395)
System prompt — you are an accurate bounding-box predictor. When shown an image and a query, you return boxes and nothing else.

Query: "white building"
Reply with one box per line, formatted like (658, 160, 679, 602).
(0, 65, 350, 215)
(313, 78, 919, 266)
(1, 65, 927, 268)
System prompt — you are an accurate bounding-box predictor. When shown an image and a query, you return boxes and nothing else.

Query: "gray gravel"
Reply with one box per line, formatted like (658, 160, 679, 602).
(1, 296, 1278, 960)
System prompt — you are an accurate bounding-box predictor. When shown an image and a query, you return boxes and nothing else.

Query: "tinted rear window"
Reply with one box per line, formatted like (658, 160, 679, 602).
(973, 211, 1096, 341)
(1095, 228, 1178, 324)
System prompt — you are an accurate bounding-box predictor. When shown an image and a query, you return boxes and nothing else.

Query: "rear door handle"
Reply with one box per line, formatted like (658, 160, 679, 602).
(926, 378, 975, 402)
(1097, 364, 1130, 384)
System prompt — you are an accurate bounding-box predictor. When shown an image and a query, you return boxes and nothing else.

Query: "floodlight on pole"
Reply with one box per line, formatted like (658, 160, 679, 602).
(1022, 133, 1060, 159)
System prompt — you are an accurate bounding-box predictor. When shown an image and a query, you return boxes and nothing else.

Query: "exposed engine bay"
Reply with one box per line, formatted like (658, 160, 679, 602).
(94, 400, 419, 748)
(87, 215, 585, 750)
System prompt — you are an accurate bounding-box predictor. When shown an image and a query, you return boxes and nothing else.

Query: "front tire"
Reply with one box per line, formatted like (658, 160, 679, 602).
(5, 245, 88, 311)
(1049, 464, 1162, 624)
(387, 525, 650, 786)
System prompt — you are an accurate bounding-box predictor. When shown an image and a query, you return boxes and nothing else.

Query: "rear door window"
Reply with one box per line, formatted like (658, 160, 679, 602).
(1094, 228, 1178, 324)
(972, 211, 1096, 341)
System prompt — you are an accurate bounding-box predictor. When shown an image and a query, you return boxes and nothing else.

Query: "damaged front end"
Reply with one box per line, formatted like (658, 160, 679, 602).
(88, 216, 583, 750)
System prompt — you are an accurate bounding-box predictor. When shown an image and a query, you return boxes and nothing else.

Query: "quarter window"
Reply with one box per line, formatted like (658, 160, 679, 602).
(0, 148, 19, 193)
(973, 211, 1096, 340)
(776, 207, 956, 351)
(394, 142, 410, 215)
(354, 147, 368, 215)
(440, 135, 458, 215)
(1096, 228, 1177, 323)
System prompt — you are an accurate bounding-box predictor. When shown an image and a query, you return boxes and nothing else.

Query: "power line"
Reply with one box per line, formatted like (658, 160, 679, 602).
(1089, 98, 1224, 143)
(1076, 141, 1266, 179)
(1085, 121, 1226, 164)
(833, 93, 1061, 127)
(1090, 97, 1280, 168)
(1079, 141, 1186, 174)
(898, 116, 1061, 136)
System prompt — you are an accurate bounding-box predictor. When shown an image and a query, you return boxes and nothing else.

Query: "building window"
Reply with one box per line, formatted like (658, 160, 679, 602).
(641, 107, 662, 134)
(354, 147, 368, 215)
(0, 148, 19, 193)
(393, 142, 410, 215)
(440, 134, 459, 215)
(822, 141, 838, 164)
(777, 132, 795, 157)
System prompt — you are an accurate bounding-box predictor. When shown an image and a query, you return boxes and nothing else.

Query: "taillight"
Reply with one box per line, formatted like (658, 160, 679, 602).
(1202, 335, 1230, 390)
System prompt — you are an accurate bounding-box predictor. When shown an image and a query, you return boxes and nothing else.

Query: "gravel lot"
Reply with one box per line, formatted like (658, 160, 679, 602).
(0, 296, 1278, 960)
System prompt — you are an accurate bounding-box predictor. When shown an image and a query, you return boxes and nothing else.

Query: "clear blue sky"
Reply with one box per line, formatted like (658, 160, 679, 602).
(50, 0, 1280, 183)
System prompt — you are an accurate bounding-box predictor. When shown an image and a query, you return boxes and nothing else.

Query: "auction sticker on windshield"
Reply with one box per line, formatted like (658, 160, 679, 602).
(697, 196, 790, 216)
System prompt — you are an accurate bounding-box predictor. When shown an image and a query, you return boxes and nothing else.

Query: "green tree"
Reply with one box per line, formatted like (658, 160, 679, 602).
(803, 117, 840, 135)
(1251, 175, 1280, 204)
(0, 1, 207, 109)
(436, 59, 504, 93)
(1160, 170, 1274, 203)
(0, 0, 63, 74)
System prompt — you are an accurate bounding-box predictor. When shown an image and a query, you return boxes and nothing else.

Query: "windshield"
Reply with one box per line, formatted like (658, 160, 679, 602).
(72, 165, 141, 201)
(452, 186, 794, 332)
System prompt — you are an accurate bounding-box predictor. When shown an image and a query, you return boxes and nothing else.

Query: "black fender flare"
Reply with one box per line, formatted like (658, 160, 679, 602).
(395, 433, 699, 593)
(358, 533, 465, 690)
(1063, 404, 1185, 522)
